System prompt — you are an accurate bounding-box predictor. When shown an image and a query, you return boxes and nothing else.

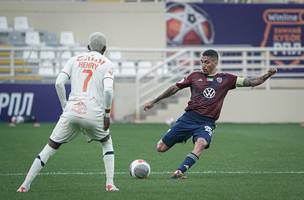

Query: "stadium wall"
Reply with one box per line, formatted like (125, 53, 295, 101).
(0, 83, 303, 123)
(0, 2, 165, 48)
(114, 83, 304, 123)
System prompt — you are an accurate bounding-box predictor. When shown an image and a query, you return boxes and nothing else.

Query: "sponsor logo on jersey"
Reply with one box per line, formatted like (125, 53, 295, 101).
(203, 87, 215, 99)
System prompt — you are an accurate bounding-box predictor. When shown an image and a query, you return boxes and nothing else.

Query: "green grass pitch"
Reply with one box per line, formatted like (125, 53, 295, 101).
(0, 123, 303, 200)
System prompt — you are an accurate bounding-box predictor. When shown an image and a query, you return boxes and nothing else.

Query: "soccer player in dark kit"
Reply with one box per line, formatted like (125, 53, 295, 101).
(144, 49, 277, 179)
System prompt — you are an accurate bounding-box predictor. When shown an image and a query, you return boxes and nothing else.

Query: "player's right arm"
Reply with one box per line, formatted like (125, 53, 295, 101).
(55, 73, 69, 110)
(144, 73, 193, 111)
(55, 58, 74, 110)
(143, 85, 181, 111)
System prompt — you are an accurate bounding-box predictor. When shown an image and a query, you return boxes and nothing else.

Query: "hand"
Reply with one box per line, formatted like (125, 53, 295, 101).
(104, 116, 110, 131)
(268, 68, 277, 76)
(144, 101, 154, 111)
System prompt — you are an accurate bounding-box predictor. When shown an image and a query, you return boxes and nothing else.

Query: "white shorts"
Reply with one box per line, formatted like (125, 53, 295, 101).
(50, 114, 109, 144)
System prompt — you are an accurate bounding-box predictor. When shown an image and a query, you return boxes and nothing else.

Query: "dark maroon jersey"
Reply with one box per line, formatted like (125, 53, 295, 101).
(176, 71, 237, 121)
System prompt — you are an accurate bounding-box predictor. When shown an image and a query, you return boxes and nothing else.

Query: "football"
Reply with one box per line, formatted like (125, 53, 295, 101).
(129, 159, 151, 179)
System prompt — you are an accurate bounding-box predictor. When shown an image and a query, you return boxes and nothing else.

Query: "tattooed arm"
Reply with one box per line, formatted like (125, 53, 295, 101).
(144, 85, 181, 111)
(238, 68, 277, 87)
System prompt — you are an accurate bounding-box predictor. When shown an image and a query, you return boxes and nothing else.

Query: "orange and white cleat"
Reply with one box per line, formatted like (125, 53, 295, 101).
(17, 186, 29, 193)
(171, 169, 187, 179)
(105, 184, 119, 192)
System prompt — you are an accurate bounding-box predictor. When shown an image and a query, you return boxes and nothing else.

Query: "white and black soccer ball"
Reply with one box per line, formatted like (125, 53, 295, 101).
(129, 159, 151, 179)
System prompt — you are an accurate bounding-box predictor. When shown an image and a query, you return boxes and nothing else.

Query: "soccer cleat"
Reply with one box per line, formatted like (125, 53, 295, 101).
(171, 170, 187, 179)
(105, 184, 119, 192)
(17, 186, 29, 193)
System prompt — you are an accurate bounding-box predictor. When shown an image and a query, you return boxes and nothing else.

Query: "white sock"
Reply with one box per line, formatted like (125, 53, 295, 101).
(101, 137, 114, 185)
(21, 144, 57, 189)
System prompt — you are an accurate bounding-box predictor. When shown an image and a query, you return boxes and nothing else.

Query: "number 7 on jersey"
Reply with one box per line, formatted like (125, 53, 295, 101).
(82, 69, 93, 92)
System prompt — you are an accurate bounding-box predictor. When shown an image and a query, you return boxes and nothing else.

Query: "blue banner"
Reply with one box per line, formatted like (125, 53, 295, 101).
(0, 84, 70, 122)
(166, 2, 303, 47)
(166, 2, 304, 71)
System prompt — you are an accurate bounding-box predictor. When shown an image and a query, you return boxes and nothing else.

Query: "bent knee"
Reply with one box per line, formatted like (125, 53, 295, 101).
(195, 138, 208, 148)
(156, 141, 169, 152)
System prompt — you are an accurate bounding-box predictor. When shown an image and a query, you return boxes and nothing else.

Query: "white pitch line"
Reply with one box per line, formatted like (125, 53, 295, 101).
(1, 171, 304, 176)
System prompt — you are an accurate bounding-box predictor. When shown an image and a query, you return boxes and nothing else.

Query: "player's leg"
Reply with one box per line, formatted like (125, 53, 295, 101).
(17, 116, 78, 192)
(100, 135, 119, 191)
(173, 138, 208, 178)
(17, 139, 62, 192)
(173, 123, 214, 179)
(156, 118, 190, 153)
(84, 119, 119, 192)
(156, 139, 170, 152)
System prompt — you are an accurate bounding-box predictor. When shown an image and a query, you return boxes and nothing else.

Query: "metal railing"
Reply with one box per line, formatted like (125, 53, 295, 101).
(0, 46, 303, 120)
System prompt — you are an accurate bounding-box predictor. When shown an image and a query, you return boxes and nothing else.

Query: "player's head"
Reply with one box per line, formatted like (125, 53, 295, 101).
(200, 49, 219, 75)
(88, 32, 107, 54)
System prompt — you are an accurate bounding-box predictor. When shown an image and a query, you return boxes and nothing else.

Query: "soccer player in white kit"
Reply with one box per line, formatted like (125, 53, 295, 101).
(17, 32, 119, 192)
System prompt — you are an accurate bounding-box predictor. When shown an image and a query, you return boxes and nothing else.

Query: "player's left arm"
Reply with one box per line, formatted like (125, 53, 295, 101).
(236, 68, 277, 87)
(103, 66, 114, 131)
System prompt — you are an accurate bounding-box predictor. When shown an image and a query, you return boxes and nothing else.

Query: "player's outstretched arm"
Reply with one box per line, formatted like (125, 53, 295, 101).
(241, 68, 277, 87)
(144, 85, 181, 111)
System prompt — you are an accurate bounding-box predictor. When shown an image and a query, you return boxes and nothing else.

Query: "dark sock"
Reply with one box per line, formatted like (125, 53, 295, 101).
(178, 152, 199, 173)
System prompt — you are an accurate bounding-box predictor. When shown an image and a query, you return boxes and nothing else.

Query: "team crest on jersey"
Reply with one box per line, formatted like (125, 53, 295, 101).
(216, 77, 222, 83)
(203, 87, 215, 99)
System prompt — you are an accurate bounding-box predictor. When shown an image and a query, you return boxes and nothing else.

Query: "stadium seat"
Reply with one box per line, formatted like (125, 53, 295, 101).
(41, 32, 57, 46)
(8, 32, 25, 46)
(112, 61, 121, 74)
(39, 49, 57, 75)
(60, 31, 75, 46)
(25, 31, 40, 46)
(38, 64, 55, 76)
(121, 61, 136, 76)
(137, 61, 152, 76)
(23, 50, 39, 61)
(108, 51, 122, 61)
(0, 16, 12, 32)
(14, 16, 31, 31)
(60, 51, 72, 59)
(156, 61, 169, 76)
(40, 50, 56, 60)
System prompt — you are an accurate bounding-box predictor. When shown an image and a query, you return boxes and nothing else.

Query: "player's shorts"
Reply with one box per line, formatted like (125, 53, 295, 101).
(161, 111, 215, 149)
(50, 115, 109, 144)
(50, 98, 109, 144)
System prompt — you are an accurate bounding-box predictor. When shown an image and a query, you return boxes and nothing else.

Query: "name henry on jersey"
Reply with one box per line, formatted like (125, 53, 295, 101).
(77, 55, 106, 70)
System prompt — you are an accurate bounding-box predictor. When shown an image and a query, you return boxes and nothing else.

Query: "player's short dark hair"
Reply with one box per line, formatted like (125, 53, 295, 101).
(202, 49, 218, 60)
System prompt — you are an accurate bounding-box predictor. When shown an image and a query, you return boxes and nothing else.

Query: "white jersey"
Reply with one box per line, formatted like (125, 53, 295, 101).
(61, 51, 114, 119)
